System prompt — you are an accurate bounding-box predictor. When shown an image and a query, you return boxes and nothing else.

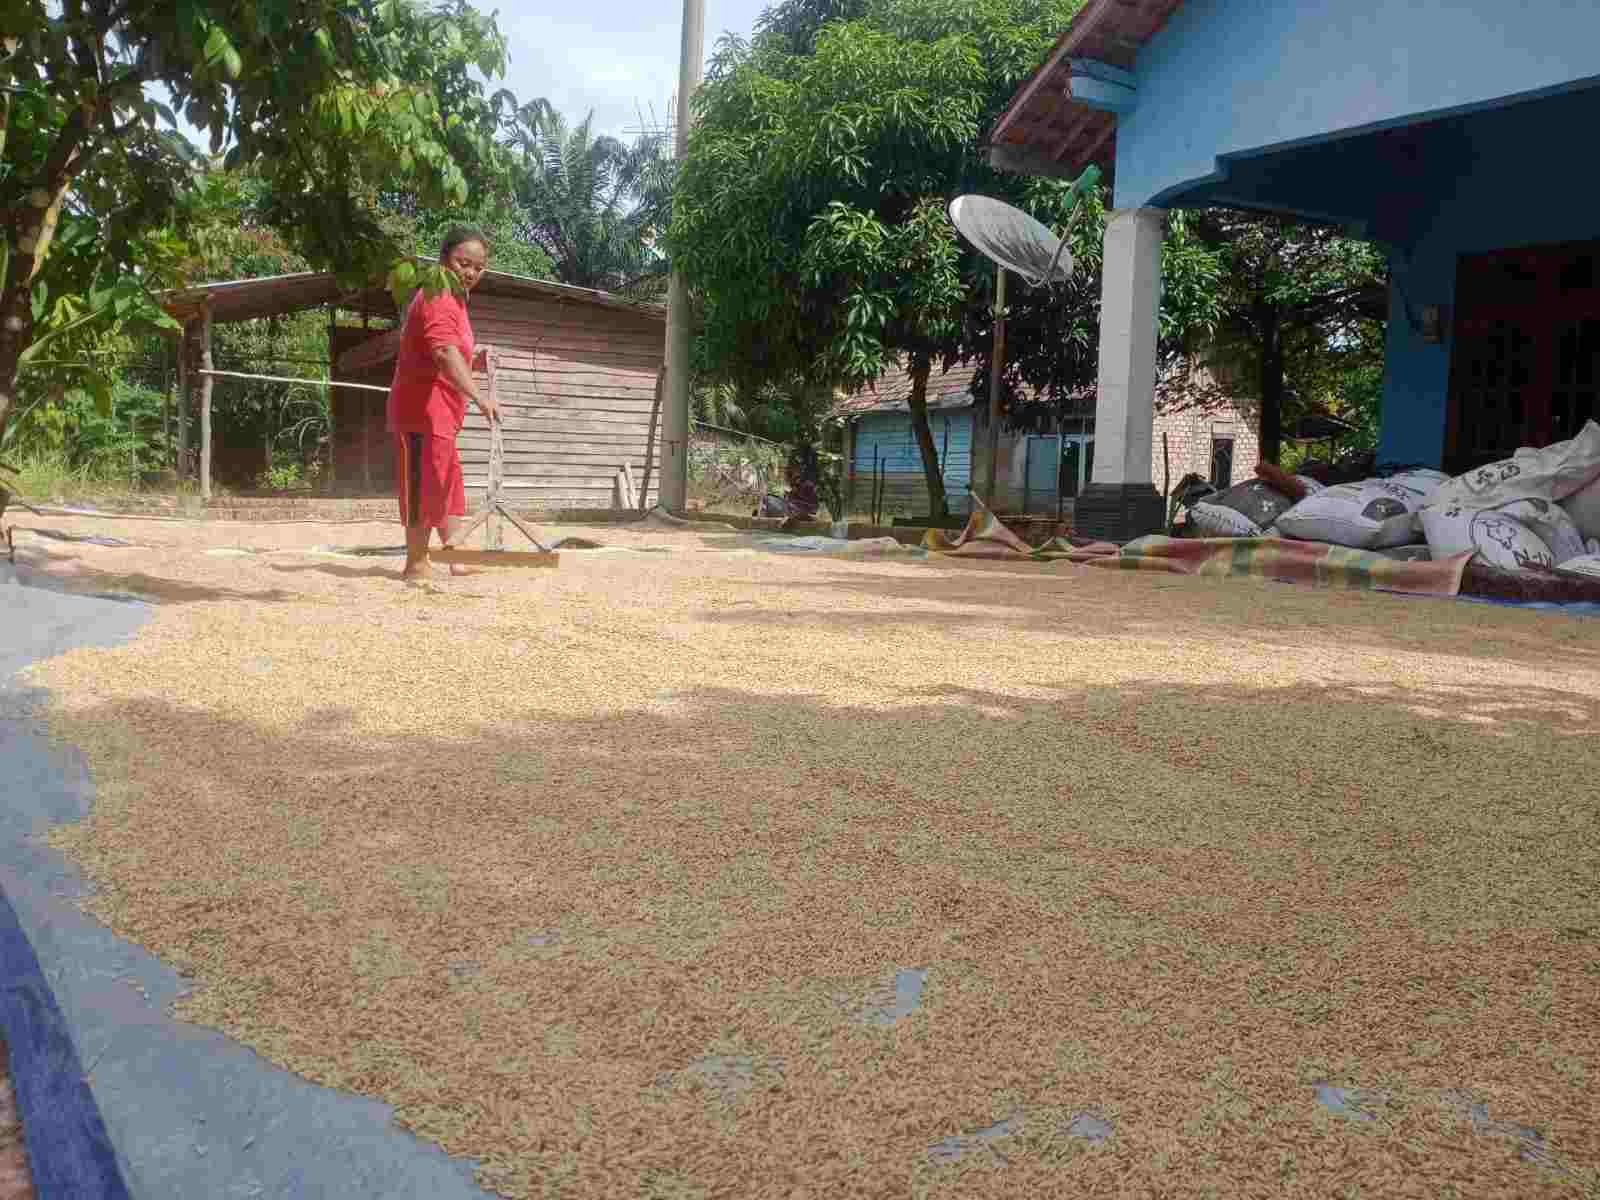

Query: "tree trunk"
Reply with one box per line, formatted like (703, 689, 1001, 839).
(905, 356, 947, 520)
(1258, 306, 1284, 466)
(0, 273, 36, 527)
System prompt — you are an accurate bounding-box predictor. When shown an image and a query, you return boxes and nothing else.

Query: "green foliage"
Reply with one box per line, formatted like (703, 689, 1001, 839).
(674, 0, 1030, 392)
(508, 102, 673, 295)
(397, 199, 555, 281)
(5, 377, 173, 481)
(1183, 210, 1388, 461)
(987, 194, 1224, 431)
(680, 0, 1198, 516)
(1, 0, 517, 445)
(688, 436, 787, 495)
(257, 459, 323, 491)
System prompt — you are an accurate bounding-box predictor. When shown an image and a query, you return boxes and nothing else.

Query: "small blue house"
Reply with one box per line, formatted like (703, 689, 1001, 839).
(989, 0, 1600, 540)
(841, 359, 1260, 519)
(842, 364, 979, 517)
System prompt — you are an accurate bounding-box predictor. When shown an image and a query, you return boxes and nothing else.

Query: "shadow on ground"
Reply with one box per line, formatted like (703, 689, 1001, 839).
(708, 561, 1600, 672)
(26, 662, 1600, 1195)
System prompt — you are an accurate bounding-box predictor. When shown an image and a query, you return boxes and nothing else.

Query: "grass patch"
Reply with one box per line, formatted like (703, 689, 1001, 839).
(3, 451, 213, 509)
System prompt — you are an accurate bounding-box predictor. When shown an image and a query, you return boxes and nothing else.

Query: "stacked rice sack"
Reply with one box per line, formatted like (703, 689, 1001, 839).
(1179, 419, 1600, 574)
(1186, 463, 1448, 550)
(1272, 469, 1449, 548)
(1186, 476, 1309, 538)
(1416, 419, 1600, 571)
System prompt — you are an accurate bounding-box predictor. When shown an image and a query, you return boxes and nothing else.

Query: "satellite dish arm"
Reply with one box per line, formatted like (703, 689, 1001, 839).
(1043, 198, 1080, 286)
(1044, 164, 1103, 286)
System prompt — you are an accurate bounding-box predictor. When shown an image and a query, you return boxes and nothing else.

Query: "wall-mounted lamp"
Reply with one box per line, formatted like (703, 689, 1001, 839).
(1420, 304, 1451, 344)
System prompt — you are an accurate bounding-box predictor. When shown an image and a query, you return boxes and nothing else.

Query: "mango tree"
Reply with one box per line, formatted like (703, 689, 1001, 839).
(672, 0, 1083, 520)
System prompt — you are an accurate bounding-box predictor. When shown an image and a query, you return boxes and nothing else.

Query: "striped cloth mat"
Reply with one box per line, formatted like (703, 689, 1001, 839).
(923, 495, 1473, 597)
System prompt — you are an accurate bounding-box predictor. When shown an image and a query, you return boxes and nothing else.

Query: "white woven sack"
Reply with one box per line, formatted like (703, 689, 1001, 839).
(1430, 419, 1600, 510)
(1560, 472, 1600, 541)
(1187, 502, 1263, 538)
(1465, 511, 1557, 571)
(1421, 496, 1587, 565)
(1275, 477, 1436, 549)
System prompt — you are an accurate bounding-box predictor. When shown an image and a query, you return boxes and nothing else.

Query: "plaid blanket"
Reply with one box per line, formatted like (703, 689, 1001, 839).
(923, 495, 1473, 597)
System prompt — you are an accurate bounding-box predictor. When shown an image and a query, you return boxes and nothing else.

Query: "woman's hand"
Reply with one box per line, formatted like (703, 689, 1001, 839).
(433, 344, 497, 423)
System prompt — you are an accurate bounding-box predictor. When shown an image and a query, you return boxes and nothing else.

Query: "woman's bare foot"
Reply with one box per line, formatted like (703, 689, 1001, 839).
(441, 547, 479, 577)
(402, 526, 433, 581)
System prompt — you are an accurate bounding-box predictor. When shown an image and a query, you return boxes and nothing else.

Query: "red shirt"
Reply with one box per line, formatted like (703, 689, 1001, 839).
(387, 288, 475, 435)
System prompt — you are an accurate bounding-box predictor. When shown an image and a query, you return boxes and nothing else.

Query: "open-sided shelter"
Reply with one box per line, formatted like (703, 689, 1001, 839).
(163, 270, 666, 511)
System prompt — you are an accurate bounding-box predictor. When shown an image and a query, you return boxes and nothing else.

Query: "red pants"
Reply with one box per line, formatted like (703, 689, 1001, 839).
(395, 432, 465, 533)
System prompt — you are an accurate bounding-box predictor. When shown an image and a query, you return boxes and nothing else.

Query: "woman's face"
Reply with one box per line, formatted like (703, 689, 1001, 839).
(444, 240, 488, 291)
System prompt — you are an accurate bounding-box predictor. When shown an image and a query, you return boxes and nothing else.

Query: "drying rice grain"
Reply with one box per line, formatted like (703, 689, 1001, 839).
(10, 512, 1599, 1198)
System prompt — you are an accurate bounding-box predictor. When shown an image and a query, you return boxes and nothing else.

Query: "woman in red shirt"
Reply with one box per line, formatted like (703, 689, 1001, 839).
(388, 226, 501, 579)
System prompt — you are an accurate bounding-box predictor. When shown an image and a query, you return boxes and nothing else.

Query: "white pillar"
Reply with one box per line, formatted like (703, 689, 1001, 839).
(1076, 206, 1167, 542)
(1092, 206, 1164, 486)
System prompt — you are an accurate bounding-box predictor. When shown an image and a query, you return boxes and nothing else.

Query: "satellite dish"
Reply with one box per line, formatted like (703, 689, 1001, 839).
(948, 195, 1074, 289)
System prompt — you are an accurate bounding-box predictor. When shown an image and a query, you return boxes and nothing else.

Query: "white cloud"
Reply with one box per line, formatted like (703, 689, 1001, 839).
(498, 0, 772, 139)
(154, 2, 774, 154)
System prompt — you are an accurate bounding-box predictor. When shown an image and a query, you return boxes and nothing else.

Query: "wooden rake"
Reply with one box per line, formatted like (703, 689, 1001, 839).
(432, 346, 560, 569)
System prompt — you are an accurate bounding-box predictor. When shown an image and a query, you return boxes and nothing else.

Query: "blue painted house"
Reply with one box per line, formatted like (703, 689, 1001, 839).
(989, 0, 1600, 540)
(841, 364, 980, 517)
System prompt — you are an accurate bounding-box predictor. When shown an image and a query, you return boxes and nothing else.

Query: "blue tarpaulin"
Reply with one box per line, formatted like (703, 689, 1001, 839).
(0, 886, 133, 1199)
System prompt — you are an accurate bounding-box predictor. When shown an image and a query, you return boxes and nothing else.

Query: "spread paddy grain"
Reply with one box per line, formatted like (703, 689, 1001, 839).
(10, 513, 1600, 1198)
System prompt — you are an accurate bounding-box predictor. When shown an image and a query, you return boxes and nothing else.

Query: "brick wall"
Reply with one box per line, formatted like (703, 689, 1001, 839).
(1152, 394, 1261, 495)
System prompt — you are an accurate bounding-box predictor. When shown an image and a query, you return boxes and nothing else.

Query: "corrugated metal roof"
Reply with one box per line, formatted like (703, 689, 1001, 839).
(837, 362, 983, 417)
(838, 360, 1097, 419)
(161, 266, 667, 326)
(988, 0, 1188, 186)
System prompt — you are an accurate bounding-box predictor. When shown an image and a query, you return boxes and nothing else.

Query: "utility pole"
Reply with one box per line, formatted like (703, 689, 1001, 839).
(659, 0, 705, 513)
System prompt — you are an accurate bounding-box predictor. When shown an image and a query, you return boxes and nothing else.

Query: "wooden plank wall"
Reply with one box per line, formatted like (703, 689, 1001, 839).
(849, 410, 975, 518)
(855, 472, 978, 520)
(457, 293, 664, 510)
(329, 323, 397, 492)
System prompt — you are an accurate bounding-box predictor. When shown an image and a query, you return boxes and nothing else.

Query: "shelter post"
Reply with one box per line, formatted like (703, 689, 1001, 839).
(175, 322, 190, 481)
(198, 305, 214, 502)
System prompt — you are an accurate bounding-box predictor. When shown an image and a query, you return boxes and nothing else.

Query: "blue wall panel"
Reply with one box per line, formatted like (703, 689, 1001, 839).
(1376, 91, 1600, 466)
(1115, 0, 1600, 209)
(852, 409, 974, 490)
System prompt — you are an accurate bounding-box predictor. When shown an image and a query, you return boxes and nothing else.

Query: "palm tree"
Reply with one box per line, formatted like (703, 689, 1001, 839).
(508, 102, 673, 297)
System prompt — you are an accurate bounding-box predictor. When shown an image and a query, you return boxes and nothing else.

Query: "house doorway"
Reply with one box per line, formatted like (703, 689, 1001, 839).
(1022, 435, 1060, 513)
(1060, 434, 1094, 499)
(1021, 428, 1095, 514)
(1447, 238, 1600, 474)
(1209, 435, 1235, 490)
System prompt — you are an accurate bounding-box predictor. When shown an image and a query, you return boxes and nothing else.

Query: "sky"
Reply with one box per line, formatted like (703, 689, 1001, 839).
(162, 0, 773, 152)
(491, 0, 772, 140)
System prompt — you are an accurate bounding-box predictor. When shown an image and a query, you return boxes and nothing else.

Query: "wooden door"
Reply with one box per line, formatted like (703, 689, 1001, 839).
(1447, 240, 1600, 474)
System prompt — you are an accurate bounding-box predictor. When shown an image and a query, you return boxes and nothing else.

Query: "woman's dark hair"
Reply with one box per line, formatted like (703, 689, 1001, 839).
(439, 225, 488, 260)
